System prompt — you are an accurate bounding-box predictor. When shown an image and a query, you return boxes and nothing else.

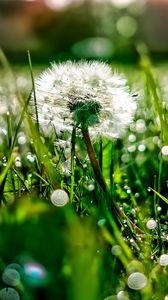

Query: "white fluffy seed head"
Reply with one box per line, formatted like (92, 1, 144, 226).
(32, 61, 136, 139)
(2, 269, 21, 286)
(127, 272, 147, 290)
(50, 189, 69, 207)
(146, 219, 157, 230)
(0, 288, 20, 300)
(159, 254, 168, 266)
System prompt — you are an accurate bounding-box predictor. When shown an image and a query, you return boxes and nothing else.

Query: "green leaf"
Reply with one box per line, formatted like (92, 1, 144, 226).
(150, 188, 168, 205)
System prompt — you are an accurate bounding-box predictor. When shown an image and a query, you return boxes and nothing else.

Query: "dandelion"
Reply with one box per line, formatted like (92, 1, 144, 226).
(32, 61, 137, 233)
(32, 61, 136, 139)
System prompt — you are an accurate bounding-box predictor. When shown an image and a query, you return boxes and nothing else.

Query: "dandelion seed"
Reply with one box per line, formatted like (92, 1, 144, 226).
(32, 61, 136, 139)
(50, 189, 69, 207)
(127, 272, 147, 290)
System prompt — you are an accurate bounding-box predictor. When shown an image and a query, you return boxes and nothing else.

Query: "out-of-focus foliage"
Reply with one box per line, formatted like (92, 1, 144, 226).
(1, 0, 168, 63)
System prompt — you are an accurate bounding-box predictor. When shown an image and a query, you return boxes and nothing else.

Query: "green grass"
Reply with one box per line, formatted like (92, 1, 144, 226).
(0, 53, 168, 300)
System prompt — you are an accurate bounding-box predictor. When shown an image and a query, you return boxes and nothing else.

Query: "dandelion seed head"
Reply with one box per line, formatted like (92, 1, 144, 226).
(33, 61, 136, 139)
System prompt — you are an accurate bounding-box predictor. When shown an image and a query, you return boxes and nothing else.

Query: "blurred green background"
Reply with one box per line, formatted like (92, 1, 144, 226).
(1, 1, 168, 300)
(1, 0, 168, 63)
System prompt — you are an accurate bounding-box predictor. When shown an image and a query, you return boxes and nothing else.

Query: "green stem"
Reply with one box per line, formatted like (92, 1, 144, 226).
(82, 128, 143, 237)
(99, 138, 103, 171)
(70, 126, 76, 203)
(82, 128, 108, 194)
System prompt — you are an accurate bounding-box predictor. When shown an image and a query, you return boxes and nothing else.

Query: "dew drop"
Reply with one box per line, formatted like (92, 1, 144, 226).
(23, 262, 48, 287)
(97, 219, 106, 227)
(159, 254, 168, 266)
(146, 219, 157, 230)
(127, 272, 147, 290)
(121, 154, 129, 163)
(135, 119, 146, 133)
(50, 189, 69, 207)
(18, 134, 26, 145)
(127, 145, 136, 153)
(2, 269, 21, 286)
(26, 153, 35, 163)
(117, 290, 129, 300)
(111, 245, 122, 256)
(157, 206, 162, 212)
(0, 287, 20, 300)
(138, 144, 146, 152)
(161, 146, 168, 156)
(87, 183, 95, 191)
(128, 134, 136, 143)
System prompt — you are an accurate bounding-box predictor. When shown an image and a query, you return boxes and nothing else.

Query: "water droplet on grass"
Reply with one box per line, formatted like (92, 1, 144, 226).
(117, 290, 129, 300)
(0, 287, 20, 300)
(97, 219, 106, 227)
(111, 245, 122, 256)
(127, 272, 147, 290)
(138, 144, 146, 152)
(159, 254, 168, 266)
(161, 146, 168, 156)
(146, 219, 157, 230)
(50, 189, 69, 207)
(23, 262, 48, 287)
(26, 153, 35, 163)
(2, 269, 21, 286)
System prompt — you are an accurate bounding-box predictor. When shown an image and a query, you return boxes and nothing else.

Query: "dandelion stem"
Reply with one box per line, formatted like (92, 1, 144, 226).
(82, 128, 108, 194)
(70, 126, 76, 203)
(99, 138, 103, 171)
(82, 128, 142, 237)
(82, 129, 125, 221)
